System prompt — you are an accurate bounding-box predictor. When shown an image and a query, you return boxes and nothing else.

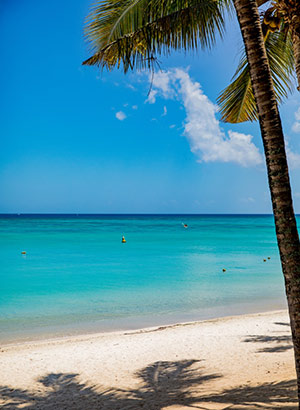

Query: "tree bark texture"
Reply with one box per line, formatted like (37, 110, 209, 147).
(233, 0, 300, 404)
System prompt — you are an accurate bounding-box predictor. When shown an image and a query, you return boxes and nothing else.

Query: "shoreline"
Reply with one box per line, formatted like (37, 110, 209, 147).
(1, 309, 297, 408)
(0, 299, 287, 346)
(0, 308, 288, 348)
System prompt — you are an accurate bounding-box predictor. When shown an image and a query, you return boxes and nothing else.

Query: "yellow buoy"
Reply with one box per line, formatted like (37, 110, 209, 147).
(122, 236, 126, 243)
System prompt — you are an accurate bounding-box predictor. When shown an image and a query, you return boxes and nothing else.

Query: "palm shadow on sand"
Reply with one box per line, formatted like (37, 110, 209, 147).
(0, 359, 297, 410)
(241, 320, 293, 353)
(243, 334, 293, 353)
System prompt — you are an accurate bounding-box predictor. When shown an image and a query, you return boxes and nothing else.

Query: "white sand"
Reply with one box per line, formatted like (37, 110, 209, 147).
(0, 310, 297, 409)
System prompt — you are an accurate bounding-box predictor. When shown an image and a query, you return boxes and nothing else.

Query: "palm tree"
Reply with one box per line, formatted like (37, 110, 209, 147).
(82, 0, 300, 403)
(218, 0, 300, 123)
(273, 0, 300, 90)
(232, 3, 300, 404)
(260, 0, 300, 89)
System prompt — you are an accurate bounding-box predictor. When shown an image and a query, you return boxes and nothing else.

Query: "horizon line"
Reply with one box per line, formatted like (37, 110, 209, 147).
(0, 213, 280, 216)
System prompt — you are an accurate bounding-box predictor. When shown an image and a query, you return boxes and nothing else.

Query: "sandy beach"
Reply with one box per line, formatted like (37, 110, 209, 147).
(0, 310, 297, 409)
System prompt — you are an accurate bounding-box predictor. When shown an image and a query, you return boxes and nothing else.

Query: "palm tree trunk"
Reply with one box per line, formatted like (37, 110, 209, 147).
(293, 31, 300, 91)
(233, 0, 300, 404)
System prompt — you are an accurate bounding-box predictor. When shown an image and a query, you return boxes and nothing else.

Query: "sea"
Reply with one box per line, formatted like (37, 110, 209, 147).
(0, 214, 295, 343)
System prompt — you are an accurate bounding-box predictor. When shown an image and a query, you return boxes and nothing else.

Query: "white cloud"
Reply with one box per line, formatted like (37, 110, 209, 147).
(286, 145, 300, 169)
(146, 71, 175, 104)
(292, 107, 300, 133)
(292, 121, 300, 133)
(126, 83, 136, 91)
(116, 111, 127, 121)
(148, 68, 263, 167)
(153, 71, 174, 97)
(240, 197, 255, 203)
(146, 90, 157, 104)
(162, 106, 167, 116)
(286, 106, 300, 167)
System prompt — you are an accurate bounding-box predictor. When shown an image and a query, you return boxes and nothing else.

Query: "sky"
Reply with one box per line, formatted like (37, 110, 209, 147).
(1, 0, 300, 214)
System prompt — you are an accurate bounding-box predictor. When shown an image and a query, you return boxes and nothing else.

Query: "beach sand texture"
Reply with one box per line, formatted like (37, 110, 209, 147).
(0, 310, 297, 409)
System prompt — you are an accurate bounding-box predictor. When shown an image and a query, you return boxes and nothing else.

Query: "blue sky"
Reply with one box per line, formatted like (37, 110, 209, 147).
(1, 0, 300, 214)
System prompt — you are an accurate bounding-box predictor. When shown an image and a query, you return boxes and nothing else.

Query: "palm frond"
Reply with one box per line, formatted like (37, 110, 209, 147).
(218, 28, 294, 123)
(83, 0, 231, 72)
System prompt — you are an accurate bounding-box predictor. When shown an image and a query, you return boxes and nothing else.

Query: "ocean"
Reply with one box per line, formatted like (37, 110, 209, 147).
(0, 214, 293, 343)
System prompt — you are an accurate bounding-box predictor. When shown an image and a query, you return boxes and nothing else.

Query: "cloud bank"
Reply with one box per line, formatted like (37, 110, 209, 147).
(148, 69, 263, 167)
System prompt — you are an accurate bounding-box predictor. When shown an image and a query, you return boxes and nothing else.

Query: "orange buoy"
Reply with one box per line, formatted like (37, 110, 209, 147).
(21, 251, 26, 255)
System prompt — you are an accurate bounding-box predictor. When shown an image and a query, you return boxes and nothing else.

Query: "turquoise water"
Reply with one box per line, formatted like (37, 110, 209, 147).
(0, 214, 295, 342)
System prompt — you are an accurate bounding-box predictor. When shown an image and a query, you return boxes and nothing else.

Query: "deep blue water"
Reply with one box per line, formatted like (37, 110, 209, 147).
(0, 214, 294, 342)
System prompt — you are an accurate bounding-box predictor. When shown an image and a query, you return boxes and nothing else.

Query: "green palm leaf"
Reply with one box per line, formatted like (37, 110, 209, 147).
(217, 28, 294, 123)
(83, 0, 231, 72)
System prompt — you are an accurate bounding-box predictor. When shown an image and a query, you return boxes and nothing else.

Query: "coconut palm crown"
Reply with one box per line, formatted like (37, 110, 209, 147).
(218, 0, 300, 123)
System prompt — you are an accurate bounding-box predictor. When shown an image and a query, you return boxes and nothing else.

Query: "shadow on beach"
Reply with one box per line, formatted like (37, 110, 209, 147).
(241, 320, 293, 353)
(0, 359, 297, 410)
(243, 334, 293, 353)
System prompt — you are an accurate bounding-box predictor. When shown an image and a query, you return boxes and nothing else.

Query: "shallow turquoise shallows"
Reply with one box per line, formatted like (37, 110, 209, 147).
(0, 214, 295, 342)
